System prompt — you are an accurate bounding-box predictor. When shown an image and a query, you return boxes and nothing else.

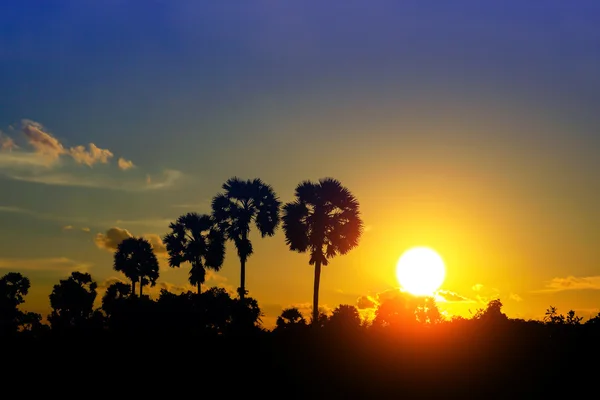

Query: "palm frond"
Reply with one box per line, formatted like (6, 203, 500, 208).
(282, 201, 310, 252)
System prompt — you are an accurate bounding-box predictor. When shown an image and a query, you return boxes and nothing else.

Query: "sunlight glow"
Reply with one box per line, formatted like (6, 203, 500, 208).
(396, 247, 446, 296)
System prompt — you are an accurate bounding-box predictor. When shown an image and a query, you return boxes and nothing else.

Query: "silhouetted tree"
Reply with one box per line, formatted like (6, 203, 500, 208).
(373, 295, 417, 329)
(544, 306, 565, 325)
(230, 295, 263, 333)
(163, 213, 225, 293)
(565, 310, 583, 325)
(19, 311, 44, 333)
(282, 178, 363, 323)
(474, 299, 508, 324)
(114, 237, 160, 297)
(101, 282, 132, 317)
(275, 307, 307, 331)
(310, 308, 330, 328)
(212, 177, 281, 300)
(328, 304, 362, 330)
(201, 287, 235, 333)
(48, 272, 98, 330)
(585, 312, 600, 326)
(415, 297, 443, 324)
(0, 272, 31, 336)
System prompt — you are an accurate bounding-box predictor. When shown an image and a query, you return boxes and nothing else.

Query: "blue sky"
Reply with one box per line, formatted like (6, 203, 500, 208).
(2, 1, 600, 326)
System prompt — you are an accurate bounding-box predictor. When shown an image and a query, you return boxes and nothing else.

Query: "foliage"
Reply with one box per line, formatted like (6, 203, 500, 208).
(0, 272, 31, 335)
(212, 177, 281, 299)
(275, 307, 307, 332)
(282, 178, 363, 323)
(48, 272, 100, 330)
(163, 212, 225, 293)
(328, 304, 362, 330)
(114, 237, 160, 297)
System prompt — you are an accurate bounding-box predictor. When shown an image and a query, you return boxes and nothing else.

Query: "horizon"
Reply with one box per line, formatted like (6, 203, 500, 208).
(2, 1, 600, 328)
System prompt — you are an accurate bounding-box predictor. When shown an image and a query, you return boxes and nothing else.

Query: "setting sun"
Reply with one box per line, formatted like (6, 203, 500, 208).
(396, 247, 446, 296)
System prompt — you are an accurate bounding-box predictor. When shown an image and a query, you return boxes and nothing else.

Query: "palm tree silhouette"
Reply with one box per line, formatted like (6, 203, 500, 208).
(114, 237, 160, 297)
(282, 178, 363, 324)
(163, 213, 226, 293)
(212, 177, 281, 300)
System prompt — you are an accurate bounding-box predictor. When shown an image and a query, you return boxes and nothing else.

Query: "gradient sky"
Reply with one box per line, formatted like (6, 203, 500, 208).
(2, 1, 600, 327)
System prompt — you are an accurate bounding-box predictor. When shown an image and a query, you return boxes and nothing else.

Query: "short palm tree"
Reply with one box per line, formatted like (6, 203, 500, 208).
(163, 212, 226, 293)
(282, 178, 363, 324)
(114, 237, 160, 297)
(211, 177, 281, 300)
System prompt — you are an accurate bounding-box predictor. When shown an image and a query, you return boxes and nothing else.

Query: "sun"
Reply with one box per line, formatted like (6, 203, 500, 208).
(396, 247, 446, 296)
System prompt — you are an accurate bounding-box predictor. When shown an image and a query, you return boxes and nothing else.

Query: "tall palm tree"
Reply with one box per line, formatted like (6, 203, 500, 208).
(211, 177, 281, 300)
(163, 213, 226, 293)
(282, 178, 363, 324)
(114, 237, 160, 297)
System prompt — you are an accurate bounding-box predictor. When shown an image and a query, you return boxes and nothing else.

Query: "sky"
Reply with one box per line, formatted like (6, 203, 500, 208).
(1, 1, 600, 327)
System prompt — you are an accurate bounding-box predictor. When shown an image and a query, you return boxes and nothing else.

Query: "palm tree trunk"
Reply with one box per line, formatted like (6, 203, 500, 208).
(240, 257, 246, 301)
(131, 280, 136, 298)
(139, 278, 143, 297)
(313, 261, 321, 325)
(197, 282, 201, 294)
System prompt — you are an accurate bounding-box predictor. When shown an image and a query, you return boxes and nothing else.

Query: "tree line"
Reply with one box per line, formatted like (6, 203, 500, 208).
(2, 175, 600, 342)
(1, 176, 363, 336)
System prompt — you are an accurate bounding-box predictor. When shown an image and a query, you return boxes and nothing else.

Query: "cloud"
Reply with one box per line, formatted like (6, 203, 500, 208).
(143, 233, 167, 256)
(472, 284, 483, 291)
(145, 169, 183, 190)
(6, 169, 183, 191)
(356, 287, 474, 313)
(0, 132, 18, 151)
(288, 302, 333, 319)
(114, 218, 173, 229)
(118, 157, 135, 170)
(357, 295, 377, 309)
(69, 143, 113, 167)
(0, 120, 181, 191)
(536, 276, 600, 293)
(95, 227, 168, 256)
(436, 289, 474, 303)
(0, 257, 92, 272)
(94, 227, 133, 251)
(21, 119, 66, 161)
(509, 293, 523, 302)
(62, 225, 92, 233)
(171, 199, 210, 210)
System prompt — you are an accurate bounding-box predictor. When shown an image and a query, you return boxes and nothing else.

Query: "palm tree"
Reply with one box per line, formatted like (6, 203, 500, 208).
(282, 178, 363, 324)
(114, 237, 160, 297)
(163, 213, 226, 293)
(211, 177, 281, 300)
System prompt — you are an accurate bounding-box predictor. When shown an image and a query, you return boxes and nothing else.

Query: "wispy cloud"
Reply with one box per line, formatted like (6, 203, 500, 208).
(0, 131, 18, 151)
(436, 289, 475, 303)
(535, 276, 600, 293)
(509, 293, 523, 302)
(170, 199, 210, 210)
(0, 120, 182, 191)
(0, 257, 92, 272)
(114, 218, 173, 229)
